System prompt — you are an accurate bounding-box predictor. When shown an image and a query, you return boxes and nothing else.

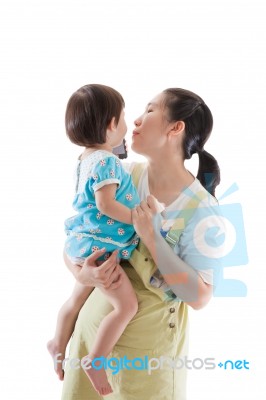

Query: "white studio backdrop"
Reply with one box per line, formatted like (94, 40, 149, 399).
(0, 0, 265, 399)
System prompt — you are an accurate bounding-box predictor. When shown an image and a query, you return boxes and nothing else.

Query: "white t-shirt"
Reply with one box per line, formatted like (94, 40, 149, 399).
(123, 161, 223, 285)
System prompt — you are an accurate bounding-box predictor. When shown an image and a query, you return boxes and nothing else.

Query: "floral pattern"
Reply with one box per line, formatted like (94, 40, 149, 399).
(92, 246, 100, 252)
(96, 212, 102, 220)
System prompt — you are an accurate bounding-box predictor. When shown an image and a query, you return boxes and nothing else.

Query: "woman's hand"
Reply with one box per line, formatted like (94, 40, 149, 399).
(132, 195, 164, 245)
(64, 249, 123, 290)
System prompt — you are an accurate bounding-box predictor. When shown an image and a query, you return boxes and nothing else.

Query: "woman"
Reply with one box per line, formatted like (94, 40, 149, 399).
(61, 88, 221, 400)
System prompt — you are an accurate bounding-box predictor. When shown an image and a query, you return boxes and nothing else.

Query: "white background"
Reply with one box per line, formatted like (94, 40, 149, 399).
(0, 0, 265, 399)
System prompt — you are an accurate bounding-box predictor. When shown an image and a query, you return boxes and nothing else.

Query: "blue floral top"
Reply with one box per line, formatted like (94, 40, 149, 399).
(65, 150, 140, 261)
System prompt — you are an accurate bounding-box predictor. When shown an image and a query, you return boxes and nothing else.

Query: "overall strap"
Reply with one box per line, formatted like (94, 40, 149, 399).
(131, 162, 147, 188)
(152, 189, 209, 301)
(165, 190, 208, 247)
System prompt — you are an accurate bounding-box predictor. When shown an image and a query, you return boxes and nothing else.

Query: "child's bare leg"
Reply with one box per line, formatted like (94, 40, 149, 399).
(82, 268, 138, 396)
(47, 282, 94, 380)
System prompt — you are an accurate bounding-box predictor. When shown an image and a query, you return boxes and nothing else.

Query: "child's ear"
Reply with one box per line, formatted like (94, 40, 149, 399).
(107, 117, 117, 132)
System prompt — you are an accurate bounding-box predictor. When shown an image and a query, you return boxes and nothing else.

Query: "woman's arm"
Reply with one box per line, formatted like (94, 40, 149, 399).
(95, 183, 133, 225)
(63, 249, 123, 290)
(143, 231, 213, 310)
(132, 196, 213, 310)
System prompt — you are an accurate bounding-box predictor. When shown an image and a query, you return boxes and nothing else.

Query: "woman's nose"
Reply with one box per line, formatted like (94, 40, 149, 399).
(134, 116, 141, 126)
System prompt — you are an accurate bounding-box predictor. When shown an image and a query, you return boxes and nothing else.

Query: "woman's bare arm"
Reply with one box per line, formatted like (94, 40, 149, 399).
(143, 231, 213, 310)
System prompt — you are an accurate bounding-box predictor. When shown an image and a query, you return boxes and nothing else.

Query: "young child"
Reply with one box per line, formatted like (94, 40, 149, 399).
(47, 84, 141, 396)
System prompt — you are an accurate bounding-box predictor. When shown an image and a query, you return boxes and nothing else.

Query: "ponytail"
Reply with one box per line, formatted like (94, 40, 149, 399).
(163, 88, 221, 197)
(197, 150, 220, 197)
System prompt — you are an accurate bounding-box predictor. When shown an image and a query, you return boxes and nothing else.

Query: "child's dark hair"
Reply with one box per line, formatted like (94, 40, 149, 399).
(162, 88, 220, 196)
(65, 84, 125, 147)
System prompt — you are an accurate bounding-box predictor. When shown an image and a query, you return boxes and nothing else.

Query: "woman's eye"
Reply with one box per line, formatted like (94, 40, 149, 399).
(147, 109, 153, 113)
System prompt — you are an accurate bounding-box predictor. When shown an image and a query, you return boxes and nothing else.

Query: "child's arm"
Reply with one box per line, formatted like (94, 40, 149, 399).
(95, 184, 133, 225)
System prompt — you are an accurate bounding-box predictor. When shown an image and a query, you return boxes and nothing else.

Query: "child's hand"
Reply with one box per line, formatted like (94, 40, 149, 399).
(132, 195, 163, 242)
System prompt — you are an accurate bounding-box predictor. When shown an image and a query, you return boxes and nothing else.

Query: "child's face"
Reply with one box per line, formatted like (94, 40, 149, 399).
(113, 109, 127, 147)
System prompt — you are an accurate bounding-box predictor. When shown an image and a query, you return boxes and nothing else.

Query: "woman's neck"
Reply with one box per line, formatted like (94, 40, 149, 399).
(146, 156, 195, 206)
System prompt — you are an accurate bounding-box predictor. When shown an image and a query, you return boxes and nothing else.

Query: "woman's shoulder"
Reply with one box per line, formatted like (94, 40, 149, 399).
(172, 178, 218, 211)
(190, 178, 218, 207)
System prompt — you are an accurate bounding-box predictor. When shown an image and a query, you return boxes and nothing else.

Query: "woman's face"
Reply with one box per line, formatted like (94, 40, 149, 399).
(132, 93, 171, 156)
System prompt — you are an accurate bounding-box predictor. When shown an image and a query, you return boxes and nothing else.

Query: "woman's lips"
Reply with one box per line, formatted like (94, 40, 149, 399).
(132, 130, 140, 136)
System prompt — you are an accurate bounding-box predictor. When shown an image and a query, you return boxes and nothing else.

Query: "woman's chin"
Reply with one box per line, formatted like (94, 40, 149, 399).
(130, 142, 138, 152)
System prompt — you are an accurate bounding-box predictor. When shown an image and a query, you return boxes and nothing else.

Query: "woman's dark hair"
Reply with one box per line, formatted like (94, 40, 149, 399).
(163, 88, 220, 196)
(65, 84, 125, 147)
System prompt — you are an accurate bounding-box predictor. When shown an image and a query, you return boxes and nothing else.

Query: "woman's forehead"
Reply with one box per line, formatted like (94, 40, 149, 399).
(147, 93, 164, 107)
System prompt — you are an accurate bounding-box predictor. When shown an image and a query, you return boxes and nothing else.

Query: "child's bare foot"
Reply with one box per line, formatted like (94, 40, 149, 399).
(82, 355, 113, 396)
(47, 339, 65, 380)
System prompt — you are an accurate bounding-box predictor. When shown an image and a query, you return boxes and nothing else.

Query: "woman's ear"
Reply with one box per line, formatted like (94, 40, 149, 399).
(169, 121, 185, 136)
(107, 117, 117, 132)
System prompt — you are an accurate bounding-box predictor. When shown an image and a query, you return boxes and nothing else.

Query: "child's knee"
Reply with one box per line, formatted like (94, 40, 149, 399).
(70, 289, 91, 309)
(123, 294, 138, 319)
